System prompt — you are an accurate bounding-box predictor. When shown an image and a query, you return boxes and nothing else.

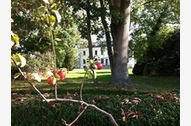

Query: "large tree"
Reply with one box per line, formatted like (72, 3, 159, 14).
(109, 0, 131, 86)
(129, 0, 180, 75)
(129, 0, 180, 63)
(68, 0, 131, 86)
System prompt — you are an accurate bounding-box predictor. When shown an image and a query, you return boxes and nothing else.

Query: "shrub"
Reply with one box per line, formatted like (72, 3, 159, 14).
(133, 29, 180, 76)
(132, 62, 145, 75)
(11, 51, 56, 79)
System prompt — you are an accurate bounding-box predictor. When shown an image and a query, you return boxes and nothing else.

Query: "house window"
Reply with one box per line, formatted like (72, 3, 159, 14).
(101, 58, 104, 64)
(101, 50, 104, 55)
(83, 59, 86, 64)
(83, 51, 86, 56)
(106, 59, 108, 65)
(95, 50, 97, 55)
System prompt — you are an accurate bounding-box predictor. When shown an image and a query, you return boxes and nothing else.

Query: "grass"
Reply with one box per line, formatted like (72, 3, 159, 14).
(12, 68, 179, 94)
(11, 69, 180, 126)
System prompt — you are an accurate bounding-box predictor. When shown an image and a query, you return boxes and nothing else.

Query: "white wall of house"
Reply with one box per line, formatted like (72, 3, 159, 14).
(128, 57, 136, 68)
(77, 47, 136, 69)
(77, 47, 110, 68)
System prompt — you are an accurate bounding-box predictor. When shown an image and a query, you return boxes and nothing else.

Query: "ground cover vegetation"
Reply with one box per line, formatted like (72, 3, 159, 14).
(12, 69, 180, 126)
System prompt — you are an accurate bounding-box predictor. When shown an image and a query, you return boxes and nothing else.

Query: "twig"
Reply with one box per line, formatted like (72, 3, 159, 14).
(45, 3, 58, 99)
(44, 98, 119, 126)
(62, 105, 88, 126)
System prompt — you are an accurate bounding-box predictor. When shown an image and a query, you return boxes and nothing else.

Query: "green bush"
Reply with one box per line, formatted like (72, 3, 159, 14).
(132, 62, 145, 75)
(63, 49, 78, 71)
(24, 51, 55, 73)
(134, 29, 180, 76)
(11, 51, 56, 79)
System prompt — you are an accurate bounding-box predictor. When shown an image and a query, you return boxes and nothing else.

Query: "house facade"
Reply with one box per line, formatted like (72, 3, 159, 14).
(76, 45, 136, 69)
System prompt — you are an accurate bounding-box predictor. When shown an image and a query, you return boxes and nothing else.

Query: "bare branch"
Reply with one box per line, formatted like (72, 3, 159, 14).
(62, 106, 88, 126)
(44, 98, 119, 126)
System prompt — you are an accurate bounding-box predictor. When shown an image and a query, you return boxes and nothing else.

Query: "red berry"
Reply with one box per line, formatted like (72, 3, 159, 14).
(96, 62, 103, 70)
(47, 76, 56, 86)
(57, 70, 66, 80)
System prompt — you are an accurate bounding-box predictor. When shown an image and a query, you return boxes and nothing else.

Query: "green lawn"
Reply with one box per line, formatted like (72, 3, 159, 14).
(11, 69, 180, 126)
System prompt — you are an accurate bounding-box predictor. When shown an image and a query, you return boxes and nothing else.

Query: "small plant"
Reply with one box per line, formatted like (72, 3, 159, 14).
(83, 57, 103, 80)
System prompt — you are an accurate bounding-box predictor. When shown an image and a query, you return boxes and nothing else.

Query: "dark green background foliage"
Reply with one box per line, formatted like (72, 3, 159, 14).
(133, 29, 180, 76)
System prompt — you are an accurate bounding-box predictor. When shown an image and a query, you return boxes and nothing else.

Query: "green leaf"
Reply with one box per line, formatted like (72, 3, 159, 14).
(92, 64, 97, 69)
(11, 32, 20, 47)
(37, 6, 46, 15)
(55, 38, 62, 42)
(50, 3, 57, 9)
(48, 0, 54, 4)
(45, 15, 49, 24)
(87, 70, 93, 79)
(49, 15, 56, 24)
(54, 73, 60, 79)
(84, 66, 89, 72)
(89, 59, 94, 64)
(12, 53, 26, 68)
(13, 73, 22, 79)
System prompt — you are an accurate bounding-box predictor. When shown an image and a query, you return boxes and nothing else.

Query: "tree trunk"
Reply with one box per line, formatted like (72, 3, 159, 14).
(86, 0, 98, 85)
(99, 0, 114, 74)
(110, 0, 131, 86)
(86, 0, 93, 59)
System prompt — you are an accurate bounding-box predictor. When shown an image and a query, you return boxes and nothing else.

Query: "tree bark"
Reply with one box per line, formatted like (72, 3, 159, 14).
(86, 0, 93, 59)
(99, 0, 114, 74)
(110, 0, 131, 86)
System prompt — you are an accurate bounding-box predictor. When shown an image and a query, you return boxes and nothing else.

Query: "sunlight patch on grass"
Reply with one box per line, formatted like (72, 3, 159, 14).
(66, 69, 112, 78)
(66, 69, 86, 78)
(66, 68, 132, 78)
(128, 68, 133, 75)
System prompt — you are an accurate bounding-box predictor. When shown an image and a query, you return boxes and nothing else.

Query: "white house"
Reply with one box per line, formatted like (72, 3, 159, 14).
(77, 45, 110, 68)
(76, 44, 136, 69)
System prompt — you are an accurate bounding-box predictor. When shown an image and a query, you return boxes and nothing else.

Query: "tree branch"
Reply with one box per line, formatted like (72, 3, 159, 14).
(45, 3, 58, 99)
(61, 105, 88, 126)
(44, 98, 119, 126)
